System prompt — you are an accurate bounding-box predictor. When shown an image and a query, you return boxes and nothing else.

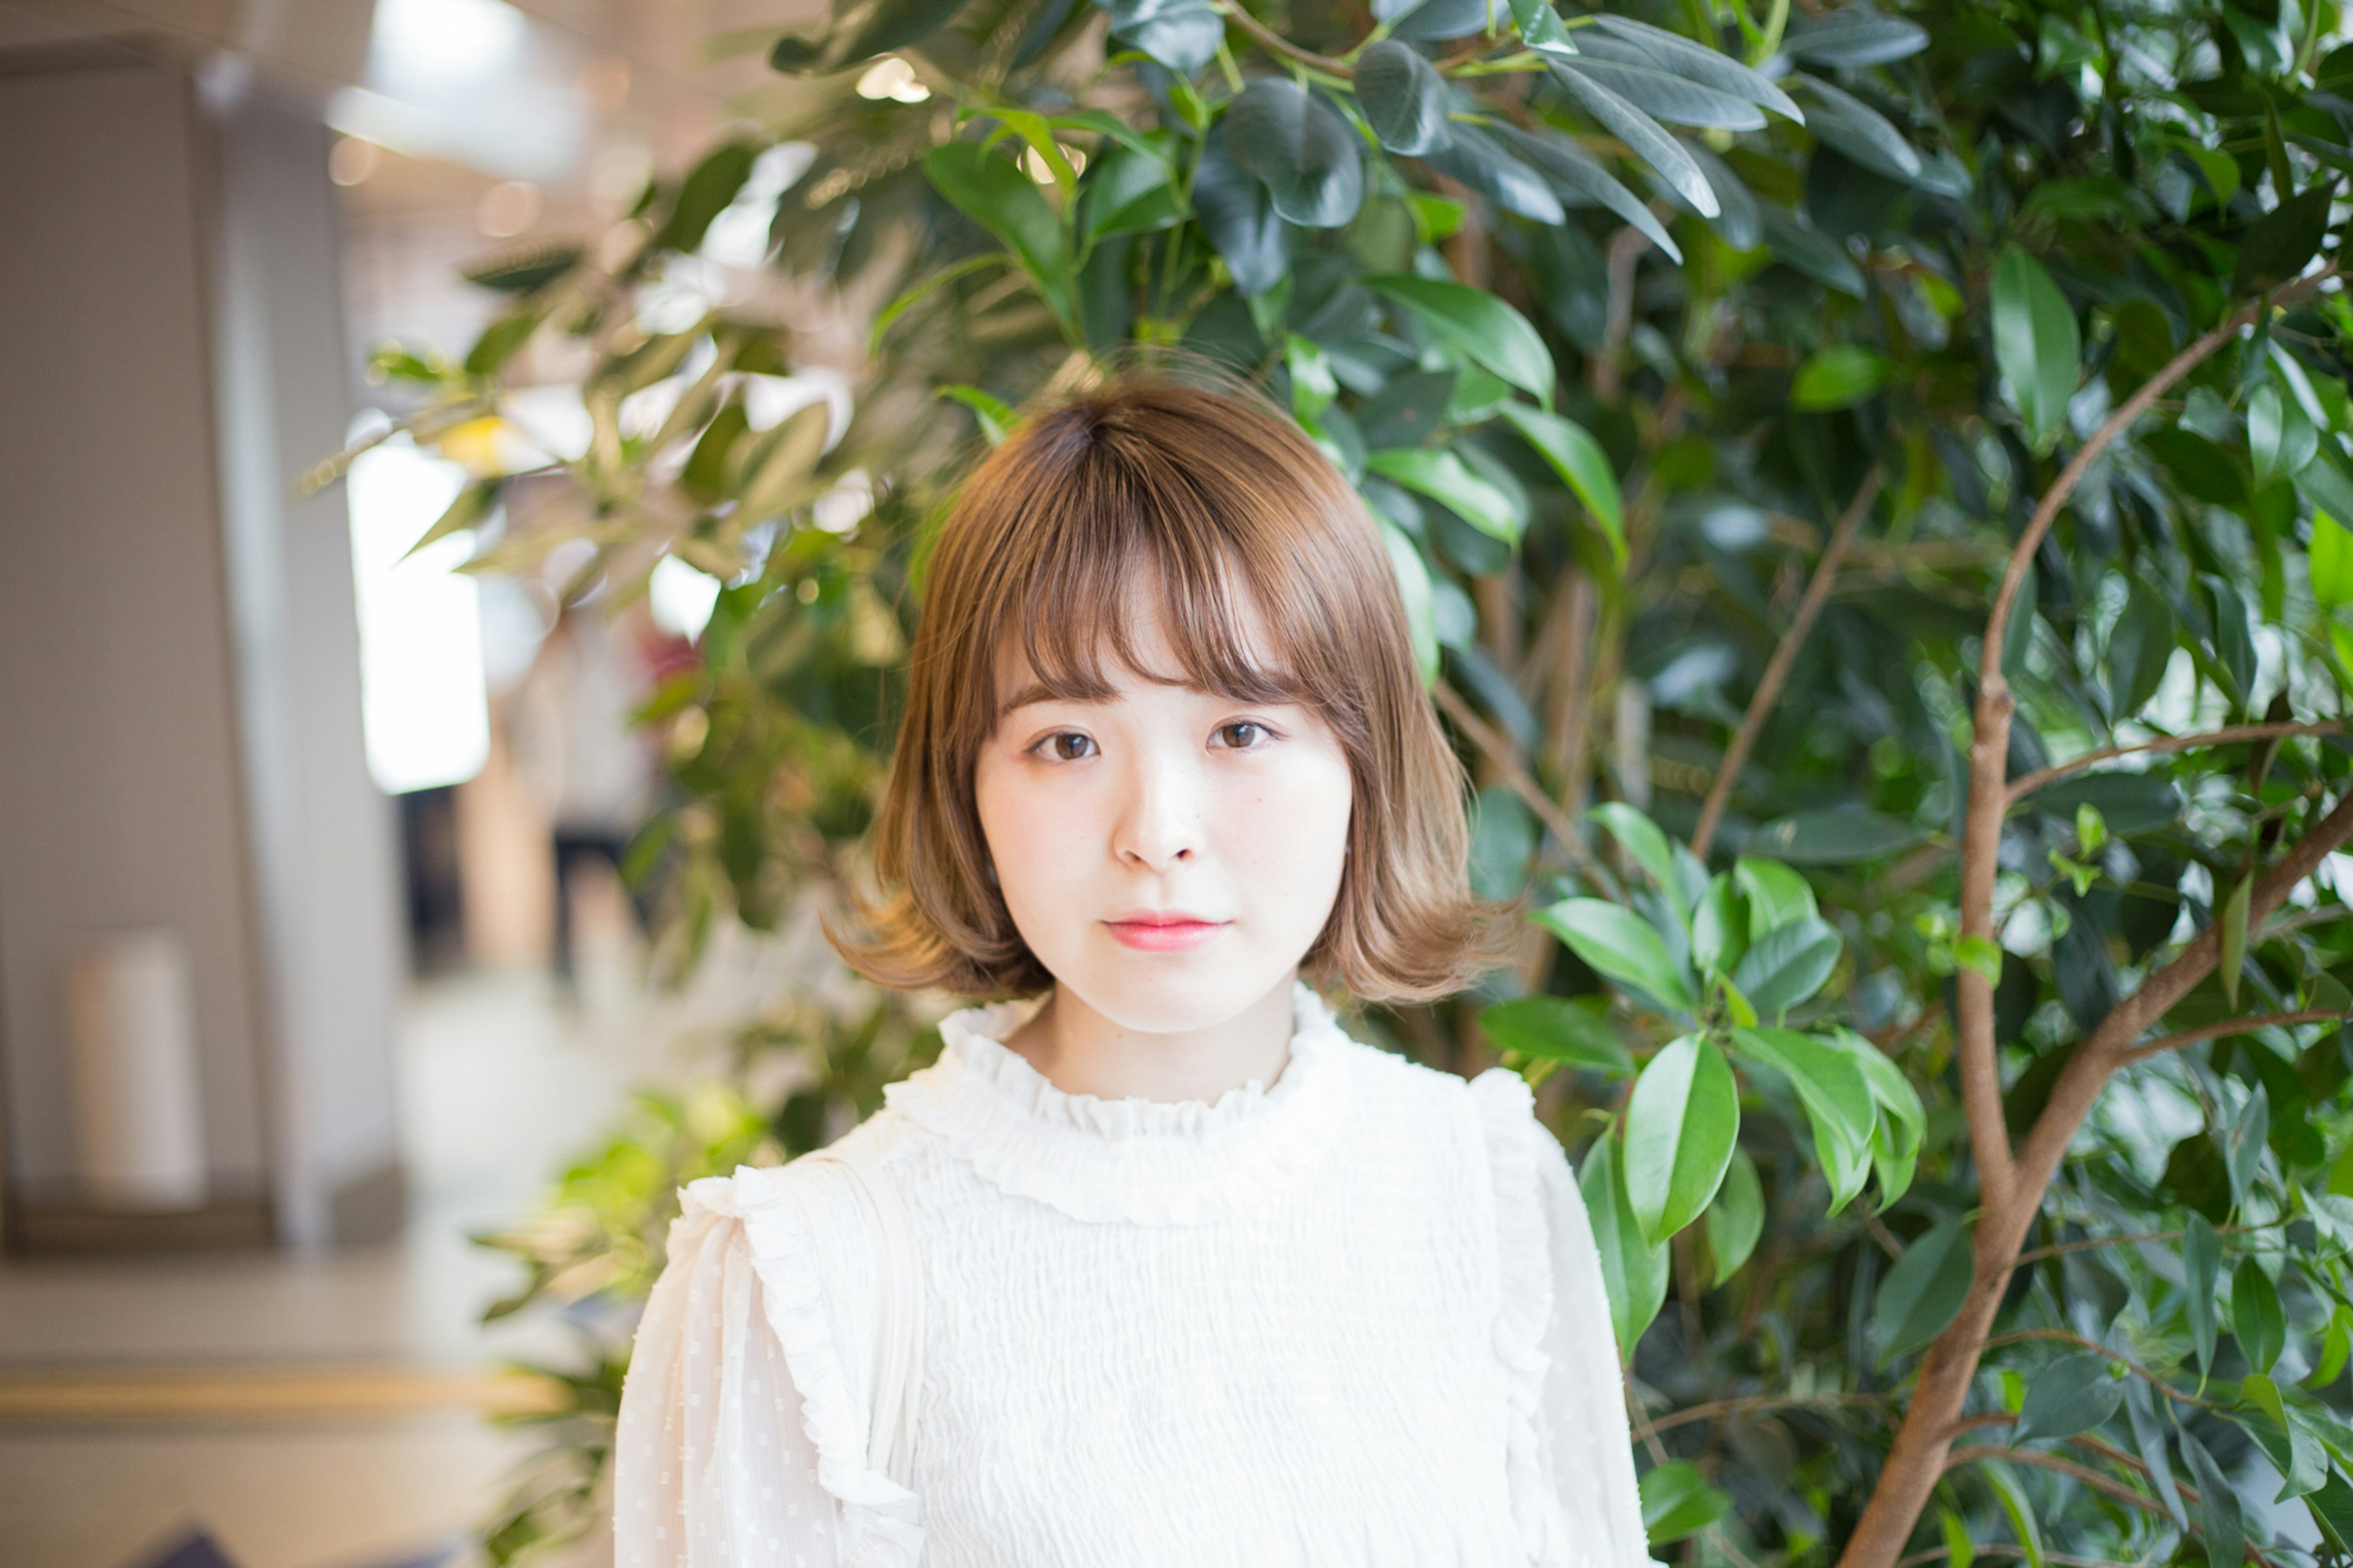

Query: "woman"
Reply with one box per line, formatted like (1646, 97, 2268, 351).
(612, 376, 1658, 1567)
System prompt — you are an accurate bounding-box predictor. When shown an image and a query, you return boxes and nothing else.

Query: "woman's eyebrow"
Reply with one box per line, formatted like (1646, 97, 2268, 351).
(998, 680, 1107, 713)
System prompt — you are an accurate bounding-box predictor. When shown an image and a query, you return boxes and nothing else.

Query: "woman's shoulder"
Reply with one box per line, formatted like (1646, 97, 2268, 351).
(1325, 1023, 1545, 1140)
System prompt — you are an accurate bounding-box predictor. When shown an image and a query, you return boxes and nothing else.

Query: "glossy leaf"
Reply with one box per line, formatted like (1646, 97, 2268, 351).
(1478, 994, 1634, 1075)
(2180, 1428, 2243, 1568)
(769, 0, 969, 73)
(1496, 404, 1624, 553)
(1101, 0, 1223, 72)
(923, 144, 1077, 336)
(1354, 40, 1454, 156)
(1553, 43, 1767, 131)
(1794, 75, 1923, 181)
(1735, 858, 1818, 938)
(1746, 807, 1928, 864)
(1871, 1218, 1971, 1364)
(1423, 124, 1569, 225)
(1224, 80, 1365, 229)
(1547, 61, 1719, 218)
(1365, 447, 1523, 542)
(1533, 898, 1697, 1010)
(2234, 1257, 2286, 1374)
(1491, 123, 1680, 259)
(1703, 1149, 1765, 1286)
(2235, 183, 2336, 295)
(1992, 246, 2079, 446)
(1192, 127, 1289, 295)
(1731, 1027, 1876, 1211)
(2011, 1353, 2121, 1444)
(1585, 15, 1804, 121)
(1624, 1034, 1741, 1244)
(1580, 1126, 1670, 1359)
(1730, 916, 1843, 1017)
(1366, 276, 1556, 406)
(1783, 7, 1930, 65)
(1639, 1460, 1733, 1543)
(1587, 801, 1680, 897)
(1792, 346, 1890, 410)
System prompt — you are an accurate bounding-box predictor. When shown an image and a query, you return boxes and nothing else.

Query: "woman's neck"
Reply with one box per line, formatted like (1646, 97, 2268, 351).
(1002, 973, 1299, 1105)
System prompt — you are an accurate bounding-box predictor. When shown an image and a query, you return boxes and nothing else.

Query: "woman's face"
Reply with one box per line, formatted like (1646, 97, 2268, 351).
(972, 596, 1355, 1037)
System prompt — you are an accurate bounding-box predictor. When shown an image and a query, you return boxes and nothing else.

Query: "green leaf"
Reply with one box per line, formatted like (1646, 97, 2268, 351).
(1223, 80, 1365, 229)
(2235, 183, 2336, 295)
(1547, 61, 1719, 218)
(1588, 802, 1680, 897)
(1496, 404, 1624, 556)
(1550, 44, 1767, 131)
(872, 254, 1010, 350)
(403, 479, 501, 560)
(1533, 899, 1697, 1010)
(1102, 0, 1222, 72)
(1735, 858, 1818, 939)
(1979, 1456, 2045, 1568)
(464, 308, 546, 377)
(2105, 580, 2176, 719)
(650, 141, 758, 252)
(2313, 511, 2353, 610)
(1488, 123, 1680, 260)
(1379, 521, 1439, 681)
(1354, 40, 1453, 155)
(2249, 385, 2319, 488)
(2185, 1213, 2219, 1379)
(1080, 150, 1181, 243)
(1730, 916, 1843, 1017)
(939, 384, 1020, 445)
(1639, 1459, 1733, 1545)
(1366, 276, 1557, 406)
(2124, 1379, 2189, 1531)
(2180, 1428, 2243, 1568)
(1793, 74, 1922, 181)
(2307, 1472, 2353, 1552)
(2235, 1257, 2286, 1373)
(1366, 447, 1524, 542)
(1624, 1035, 1741, 1244)
(1479, 995, 1634, 1075)
(2221, 873, 2251, 1007)
(922, 143, 1077, 338)
(1580, 1125, 1670, 1358)
(1791, 346, 1890, 410)
(1425, 124, 1571, 227)
(769, 0, 969, 72)
(1746, 806, 1928, 864)
(1585, 15, 1804, 122)
(1192, 127, 1289, 296)
(1871, 1217, 1972, 1364)
(1703, 1148, 1765, 1285)
(1993, 246, 2080, 447)
(1730, 1026, 1875, 1211)
(1759, 203, 1863, 297)
(1783, 8, 1929, 65)
(2012, 1353, 2122, 1444)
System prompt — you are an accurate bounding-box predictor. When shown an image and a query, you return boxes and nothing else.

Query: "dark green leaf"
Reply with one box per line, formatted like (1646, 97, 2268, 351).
(1192, 127, 1289, 296)
(1354, 40, 1454, 155)
(1783, 7, 1930, 65)
(1639, 1460, 1733, 1544)
(2221, 874, 2252, 1007)
(1581, 1125, 1670, 1357)
(1551, 41, 1767, 131)
(2105, 581, 2176, 719)
(1871, 1218, 1972, 1364)
(922, 143, 1077, 335)
(1487, 123, 1679, 257)
(2124, 1379, 2189, 1531)
(2235, 1256, 2286, 1373)
(1730, 1026, 1876, 1211)
(769, 0, 970, 72)
(1703, 1148, 1765, 1284)
(2013, 1354, 2122, 1444)
(403, 479, 501, 559)
(1102, 0, 1223, 72)
(1547, 61, 1719, 217)
(2180, 1428, 2243, 1568)
(1366, 276, 1556, 404)
(1746, 806, 1929, 863)
(1423, 123, 1569, 224)
(1759, 203, 1865, 296)
(1585, 15, 1805, 121)
(2023, 773, 2180, 836)
(1993, 246, 2080, 446)
(1224, 80, 1365, 228)
(1379, 0, 1493, 42)
(1794, 75, 1923, 181)
(1624, 1034, 1741, 1243)
(1732, 916, 1844, 1015)
(2186, 1213, 2219, 1376)
(1531, 898, 1697, 1009)
(2235, 183, 2336, 295)
(1479, 994, 1634, 1074)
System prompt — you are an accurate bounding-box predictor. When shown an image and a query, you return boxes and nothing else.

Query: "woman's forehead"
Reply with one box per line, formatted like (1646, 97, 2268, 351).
(988, 584, 1296, 713)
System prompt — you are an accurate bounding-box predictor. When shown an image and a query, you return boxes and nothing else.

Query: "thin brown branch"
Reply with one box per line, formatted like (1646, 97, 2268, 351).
(1214, 4, 1352, 75)
(1942, 1445, 2168, 1518)
(1632, 1390, 1888, 1439)
(2005, 721, 2345, 803)
(1980, 264, 2337, 686)
(1966, 1328, 2221, 1412)
(2010, 1216, 2286, 1267)
(1690, 469, 1882, 860)
(1432, 680, 1595, 872)
(1589, 225, 1653, 399)
(1897, 1549, 2142, 1568)
(2116, 1007, 2350, 1066)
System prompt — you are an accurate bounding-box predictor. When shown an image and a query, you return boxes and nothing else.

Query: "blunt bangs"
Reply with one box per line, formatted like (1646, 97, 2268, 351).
(834, 374, 1499, 1003)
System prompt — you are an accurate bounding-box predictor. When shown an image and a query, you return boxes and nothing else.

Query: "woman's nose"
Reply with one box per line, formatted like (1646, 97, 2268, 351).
(1112, 752, 1203, 871)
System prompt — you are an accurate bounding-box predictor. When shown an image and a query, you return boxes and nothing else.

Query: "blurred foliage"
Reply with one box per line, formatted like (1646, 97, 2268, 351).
(342, 0, 2353, 1558)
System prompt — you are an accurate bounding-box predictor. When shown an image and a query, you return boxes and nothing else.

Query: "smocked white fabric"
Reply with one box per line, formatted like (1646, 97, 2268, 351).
(613, 982, 1660, 1568)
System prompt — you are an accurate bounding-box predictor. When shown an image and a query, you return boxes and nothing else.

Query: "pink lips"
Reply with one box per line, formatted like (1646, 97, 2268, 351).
(1104, 914, 1226, 952)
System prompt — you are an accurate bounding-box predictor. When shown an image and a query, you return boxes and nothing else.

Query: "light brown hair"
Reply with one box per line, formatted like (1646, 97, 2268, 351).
(832, 374, 1493, 1002)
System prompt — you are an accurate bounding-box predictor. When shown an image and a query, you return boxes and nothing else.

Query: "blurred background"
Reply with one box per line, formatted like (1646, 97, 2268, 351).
(0, 4, 819, 1564)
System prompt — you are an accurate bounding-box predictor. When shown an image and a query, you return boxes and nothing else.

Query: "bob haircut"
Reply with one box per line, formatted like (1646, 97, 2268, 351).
(833, 374, 1493, 1003)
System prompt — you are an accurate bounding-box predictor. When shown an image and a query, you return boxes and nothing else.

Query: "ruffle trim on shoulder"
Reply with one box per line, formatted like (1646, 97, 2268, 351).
(678, 1165, 925, 1568)
(880, 981, 1356, 1226)
(1468, 1066, 1572, 1567)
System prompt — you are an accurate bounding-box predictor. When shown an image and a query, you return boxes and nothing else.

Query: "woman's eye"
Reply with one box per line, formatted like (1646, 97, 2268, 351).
(1037, 732, 1097, 762)
(1213, 721, 1272, 751)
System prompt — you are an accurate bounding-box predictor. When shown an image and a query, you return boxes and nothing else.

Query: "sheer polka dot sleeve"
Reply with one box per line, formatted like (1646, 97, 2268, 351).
(613, 1186, 847, 1568)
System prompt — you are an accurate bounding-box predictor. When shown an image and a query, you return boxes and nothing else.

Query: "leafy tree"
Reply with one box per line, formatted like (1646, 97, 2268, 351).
(343, 0, 2353, 1559)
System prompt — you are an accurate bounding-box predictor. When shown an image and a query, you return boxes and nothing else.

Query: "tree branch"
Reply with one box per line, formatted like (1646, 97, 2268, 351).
(2005, 721, 2346, 803)
(1433, 679, 1596, 873)
(2115, 1007, 2349, 1067)
(1691, 469, 1881, 860)
(1214, 4, 1354, 76)
(1632, 1390, 1888, 1439)
(1942, 1445, 2168, 1519)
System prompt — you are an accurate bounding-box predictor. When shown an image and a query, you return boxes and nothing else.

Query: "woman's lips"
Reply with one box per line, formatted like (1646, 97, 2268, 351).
(1104, 917, 1226, 952)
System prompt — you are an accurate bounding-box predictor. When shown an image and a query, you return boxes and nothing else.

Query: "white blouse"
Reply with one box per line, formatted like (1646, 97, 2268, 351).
(613, 983, 1661, 1568)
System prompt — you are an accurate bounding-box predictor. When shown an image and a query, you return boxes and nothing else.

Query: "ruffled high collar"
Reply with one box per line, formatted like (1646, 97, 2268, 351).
(882, 981, 1355, 1226)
